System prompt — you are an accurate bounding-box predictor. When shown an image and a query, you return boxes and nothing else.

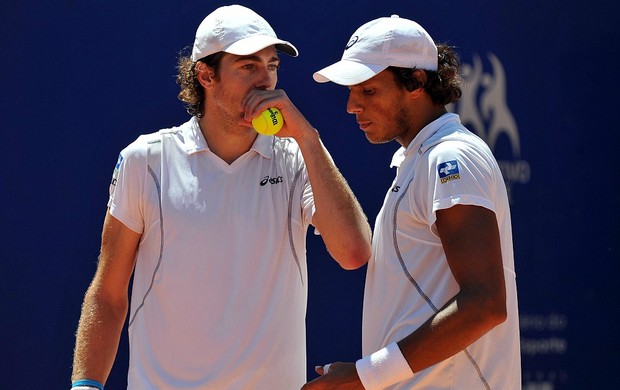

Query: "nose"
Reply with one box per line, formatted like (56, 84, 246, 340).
(346, 91, 362, 114)
(255, 65, 277, 89)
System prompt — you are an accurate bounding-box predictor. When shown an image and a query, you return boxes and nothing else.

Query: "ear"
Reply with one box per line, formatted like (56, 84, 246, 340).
(408, 69, 428, 98)
(196, 63, 216, 89)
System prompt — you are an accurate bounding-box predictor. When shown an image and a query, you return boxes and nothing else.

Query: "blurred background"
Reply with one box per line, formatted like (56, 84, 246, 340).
(1, 1, 618, 388)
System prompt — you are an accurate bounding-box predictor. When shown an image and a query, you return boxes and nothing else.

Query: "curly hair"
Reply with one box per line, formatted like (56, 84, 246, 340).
(388, 44, 463, 105)
(176, 51, 224, 117)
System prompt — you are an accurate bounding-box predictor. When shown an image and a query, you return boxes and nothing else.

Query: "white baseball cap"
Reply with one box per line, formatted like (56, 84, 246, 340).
(313, 15, 437, 86)
(191, 4, 298, 62)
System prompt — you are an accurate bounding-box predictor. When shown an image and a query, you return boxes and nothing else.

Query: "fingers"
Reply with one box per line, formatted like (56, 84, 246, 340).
(241, 89, 287, 121)
(241, 89, 314, 139)
(314, 363, 332, 375)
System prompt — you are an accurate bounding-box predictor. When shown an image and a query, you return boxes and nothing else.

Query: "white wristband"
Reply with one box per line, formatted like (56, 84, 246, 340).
(355, 342, 414, 390)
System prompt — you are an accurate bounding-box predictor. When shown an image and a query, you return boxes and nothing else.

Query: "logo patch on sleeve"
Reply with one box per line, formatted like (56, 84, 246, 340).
(438, 160, 460, 183)
(115, 153, 124, 170)
(110, 153, 124, 189)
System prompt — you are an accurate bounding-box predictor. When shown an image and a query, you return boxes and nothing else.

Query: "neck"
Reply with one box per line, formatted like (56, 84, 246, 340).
(399, 105, 448, 148)
(198, 114, 258, 165)
(424, 106, 449, 127)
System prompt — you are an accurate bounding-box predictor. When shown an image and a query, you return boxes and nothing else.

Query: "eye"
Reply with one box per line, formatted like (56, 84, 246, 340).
(363, 88, 375, 95)
(268, 63, 280, 71)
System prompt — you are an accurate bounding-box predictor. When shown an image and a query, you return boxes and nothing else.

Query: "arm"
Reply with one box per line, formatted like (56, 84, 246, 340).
(243, 89, 372, 269)
(294, 128, 372, 269)
(71, 210, 141, 384)
(302, 204, 507, 389)
(397, 204, 507, 370)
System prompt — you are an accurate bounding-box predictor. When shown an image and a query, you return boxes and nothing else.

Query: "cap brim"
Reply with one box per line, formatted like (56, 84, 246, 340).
(313, 60, 387, 86)
(224, 35, 298, 57)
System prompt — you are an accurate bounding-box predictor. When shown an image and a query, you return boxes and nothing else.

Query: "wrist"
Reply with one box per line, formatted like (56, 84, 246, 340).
(355, 342, 414, 390)
(291, 125, 320, 145)
(71, 379, 104, 390)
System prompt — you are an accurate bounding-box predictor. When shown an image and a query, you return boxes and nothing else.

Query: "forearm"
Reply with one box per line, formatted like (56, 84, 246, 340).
(347, 292, 504, 390)
(398, 290, 506, 373)
(395, 205, 509, 371)
(72, 285, 128, 384)
(295, 128, 372, 269)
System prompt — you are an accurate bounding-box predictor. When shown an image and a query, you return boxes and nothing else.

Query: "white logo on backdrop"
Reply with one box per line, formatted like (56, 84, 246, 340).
(451, 52, 531, 202)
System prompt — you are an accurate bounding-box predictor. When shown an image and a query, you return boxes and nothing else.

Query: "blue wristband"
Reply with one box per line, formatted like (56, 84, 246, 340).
(71, 379, 104, 390)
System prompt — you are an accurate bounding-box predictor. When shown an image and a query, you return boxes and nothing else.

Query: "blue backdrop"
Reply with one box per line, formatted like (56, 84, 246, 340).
(2, 1, 618, 388)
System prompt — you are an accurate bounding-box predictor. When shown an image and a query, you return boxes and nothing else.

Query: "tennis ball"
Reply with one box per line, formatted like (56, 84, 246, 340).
(252, 108, 284, 135)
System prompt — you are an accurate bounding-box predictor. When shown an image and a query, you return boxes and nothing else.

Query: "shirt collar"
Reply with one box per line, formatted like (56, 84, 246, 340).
(183, 116, 209, 154)
(251, 133, 274, 159)
(183, 116, 274, 159)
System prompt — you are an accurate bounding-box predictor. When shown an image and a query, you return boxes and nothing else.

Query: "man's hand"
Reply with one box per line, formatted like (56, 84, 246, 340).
(301, 362, 364, 390)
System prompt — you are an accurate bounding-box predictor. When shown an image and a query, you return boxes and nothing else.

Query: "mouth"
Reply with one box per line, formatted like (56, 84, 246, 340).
(357, 120, 371, 131)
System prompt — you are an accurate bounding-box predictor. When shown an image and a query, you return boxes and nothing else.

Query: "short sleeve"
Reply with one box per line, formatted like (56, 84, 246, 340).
(426, 140, 497, 230)
(107, 135, 150, 234)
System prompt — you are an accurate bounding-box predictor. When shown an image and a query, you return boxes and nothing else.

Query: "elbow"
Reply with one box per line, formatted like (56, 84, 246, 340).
(84, 283, 130, 319)
(480, 293, 508, 329)
(488, 301, 508, 328)
(335, 243, 372, 270)
(339, 258, 367, 270)
(323, 225, 372, 269)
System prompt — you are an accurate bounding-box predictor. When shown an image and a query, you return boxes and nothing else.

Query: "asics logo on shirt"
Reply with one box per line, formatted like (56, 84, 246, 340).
(260, 175, 283, 186)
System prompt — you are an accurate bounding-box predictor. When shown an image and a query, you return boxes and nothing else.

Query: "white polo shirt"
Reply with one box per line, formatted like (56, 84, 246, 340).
(108, 117, 315, 389)
(362, 113, 521, 389)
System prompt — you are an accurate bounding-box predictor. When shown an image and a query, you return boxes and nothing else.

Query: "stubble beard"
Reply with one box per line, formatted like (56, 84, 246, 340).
(366, 107, 411, 145)
(212, 89, 255, 137)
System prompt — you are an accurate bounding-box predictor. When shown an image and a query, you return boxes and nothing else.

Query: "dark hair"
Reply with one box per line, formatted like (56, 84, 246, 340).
(388, 44, 463, 105)
(176, 51, 225, 117)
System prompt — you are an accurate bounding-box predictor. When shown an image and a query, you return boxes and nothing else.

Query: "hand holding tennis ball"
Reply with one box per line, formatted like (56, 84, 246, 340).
(252, 108, 284, 135)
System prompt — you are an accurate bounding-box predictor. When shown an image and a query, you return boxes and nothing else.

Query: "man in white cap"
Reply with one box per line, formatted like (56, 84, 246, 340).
(305, 15, 521, 389)
(70, 5, 371, 390)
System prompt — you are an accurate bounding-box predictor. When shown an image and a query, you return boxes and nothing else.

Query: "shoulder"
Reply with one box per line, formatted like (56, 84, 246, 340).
(121, 122, 187, 158)
(271, 136, 304, 161)
(120, 132, 158, 162)
(424, 125, 491, 164)
(272, 136, 301, 152)
(261, 136, 307, 178)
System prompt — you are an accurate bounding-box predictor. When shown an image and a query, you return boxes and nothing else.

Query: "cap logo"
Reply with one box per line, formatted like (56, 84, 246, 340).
(345, 36, 359, 50)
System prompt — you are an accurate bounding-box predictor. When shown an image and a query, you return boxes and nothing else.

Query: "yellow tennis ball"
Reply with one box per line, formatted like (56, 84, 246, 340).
(252, 108, 284, 135)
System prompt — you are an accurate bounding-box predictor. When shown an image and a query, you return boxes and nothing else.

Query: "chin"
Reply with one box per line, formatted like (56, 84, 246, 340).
(366, 134, 390, 145)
